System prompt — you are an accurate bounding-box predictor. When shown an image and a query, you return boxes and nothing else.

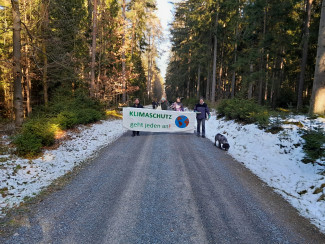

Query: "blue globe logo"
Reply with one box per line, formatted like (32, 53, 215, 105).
(175, 115, 189, 128)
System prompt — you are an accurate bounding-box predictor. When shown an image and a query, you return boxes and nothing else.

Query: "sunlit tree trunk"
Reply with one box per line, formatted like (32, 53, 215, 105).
(12, 0, 24, 127)
(218, 63, 223, 99)
(297, 0, 313, 110)
(41, 0, 49, 107)
(147, 34, 151, 99)
(122, 0, 126, 103)
(90, 0, 97, 98)
(309, 0, 325, 115)
(24, 0, 31, 115)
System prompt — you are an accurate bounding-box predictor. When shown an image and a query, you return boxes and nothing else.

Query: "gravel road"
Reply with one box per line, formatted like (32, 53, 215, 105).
(2, 132, 325, 244)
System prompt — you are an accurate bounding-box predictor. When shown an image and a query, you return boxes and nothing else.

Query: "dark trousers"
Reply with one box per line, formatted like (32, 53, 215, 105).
(197, 119, 205, 136)
(132, 131, 140, 136)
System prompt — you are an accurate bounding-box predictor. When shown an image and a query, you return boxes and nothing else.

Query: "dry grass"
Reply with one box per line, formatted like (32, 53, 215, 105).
(106, 110, 123, 119)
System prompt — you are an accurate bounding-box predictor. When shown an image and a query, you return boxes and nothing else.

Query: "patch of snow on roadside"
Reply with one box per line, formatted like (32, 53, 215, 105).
(206, 115, 325, 233)
(0, 119, 126, 217)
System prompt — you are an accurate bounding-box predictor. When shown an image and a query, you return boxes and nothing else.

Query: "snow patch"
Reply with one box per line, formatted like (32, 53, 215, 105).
(0, 120, 126, 217)
(206, 115, 325, 233)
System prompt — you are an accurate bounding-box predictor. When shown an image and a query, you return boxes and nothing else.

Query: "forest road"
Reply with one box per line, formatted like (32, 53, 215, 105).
(2, 131, 325, 244)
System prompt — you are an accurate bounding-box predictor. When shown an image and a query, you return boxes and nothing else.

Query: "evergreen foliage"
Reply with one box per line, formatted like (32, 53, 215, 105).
(217, 99, 269, 125)
(0, 0, 163, 120)
(13, 88, 105, 157)
(301, 130, 325, 164)
(166, 0, 322, 110)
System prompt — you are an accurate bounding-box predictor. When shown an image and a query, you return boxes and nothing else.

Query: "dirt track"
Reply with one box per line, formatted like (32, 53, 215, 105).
(2, 132, 325, 243)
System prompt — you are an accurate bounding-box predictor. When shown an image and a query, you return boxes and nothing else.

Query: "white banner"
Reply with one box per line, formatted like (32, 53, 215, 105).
(123, 107, 196, 133)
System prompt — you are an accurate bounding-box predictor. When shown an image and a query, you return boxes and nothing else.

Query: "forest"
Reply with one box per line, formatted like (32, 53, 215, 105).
(166, 0, 325, 116)
(0, 0, 164, 127)
(1, 0, 325, 131)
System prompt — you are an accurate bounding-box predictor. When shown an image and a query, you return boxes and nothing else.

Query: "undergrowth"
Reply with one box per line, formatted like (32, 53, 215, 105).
(13, 89, 106, 157)
(216, 98, 269, 126)
(301, 129, 325, 165)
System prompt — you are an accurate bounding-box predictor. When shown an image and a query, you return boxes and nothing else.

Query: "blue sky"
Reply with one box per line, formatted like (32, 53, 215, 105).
(156, 0, 175, 81)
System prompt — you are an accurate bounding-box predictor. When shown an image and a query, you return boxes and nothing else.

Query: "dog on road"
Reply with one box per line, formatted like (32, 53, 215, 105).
(215, 133, 230, 151)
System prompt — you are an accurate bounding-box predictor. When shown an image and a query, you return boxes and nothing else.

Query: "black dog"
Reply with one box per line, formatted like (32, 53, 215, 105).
(215, 133, 230, 151)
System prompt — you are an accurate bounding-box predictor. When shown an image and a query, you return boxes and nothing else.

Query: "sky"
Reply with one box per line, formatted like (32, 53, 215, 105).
(156, 1, 175, 81)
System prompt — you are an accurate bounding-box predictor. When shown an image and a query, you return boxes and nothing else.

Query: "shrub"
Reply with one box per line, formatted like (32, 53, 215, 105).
(76, 108, 103, 125)
(54, 111, 78, 130)
(217, 99, 269, 125)
(21, 119, 55, 147)
(13, 118, 56, 157)
(301, 130, 325, 164)
(13, 88, 106, 157)
(50, 88, 104, 115)
(182, 97, 198, 109)
(13, 132, 42, 157)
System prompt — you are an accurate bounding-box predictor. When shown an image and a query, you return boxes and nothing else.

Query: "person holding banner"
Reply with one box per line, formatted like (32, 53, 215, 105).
(194, 98, 210, 138)
(131, 98, 144, 137)
(160, 97, 169, 110)
(171, 97, 184, 111)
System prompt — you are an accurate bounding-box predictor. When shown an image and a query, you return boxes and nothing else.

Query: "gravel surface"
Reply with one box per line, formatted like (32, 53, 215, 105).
(1, 132, 325, 244)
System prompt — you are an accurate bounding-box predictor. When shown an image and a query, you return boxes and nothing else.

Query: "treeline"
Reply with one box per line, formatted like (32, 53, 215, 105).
(166, 0, 325, 115)
(0, 0, 164, 126)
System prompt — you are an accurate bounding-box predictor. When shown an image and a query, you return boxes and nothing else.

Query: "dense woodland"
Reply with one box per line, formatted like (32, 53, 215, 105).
(1, 0, 325, 130)
(166, 0, 325, 115)
(0, 0, 164, 126)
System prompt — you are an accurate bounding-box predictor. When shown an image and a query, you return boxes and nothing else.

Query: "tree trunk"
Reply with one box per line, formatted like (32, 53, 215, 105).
(122, 0, 127, 103)
(131, 18, 137, 58)
(41, 0, 49, 106)
(248, 83, 253, 99)
(90, 0, 97, 98)
(206, 60, 211, 100)
(197, 64, 201, 99)
(218, 39, 224, 99)
(309, 0, 325, 115)
(42, 41, 48, 106)
(147, 34, 151, 99)
(12, 0, 24, 127)
(231, 29, 238, 99)
(24, 0, 31, 115)
(258, 2, 268, 105)
(187, 54, 191, 99)
(248, 64, 254, 99)
(231, 5, 240, 99)
(211, 11, 218, 103)
(272, 54, 283, 109)
(218, 65, 223, 99)
(297, 0, 313, 110)
(258, 59, 264, 104)
(264, 53, 270, 102)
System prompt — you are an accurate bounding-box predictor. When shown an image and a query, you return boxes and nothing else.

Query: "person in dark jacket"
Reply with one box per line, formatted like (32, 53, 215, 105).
(152, 99, 157, 109)
(132, 98, 144, 137)
(160, 97, 168, 110)
(194, 98, 210, 138)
